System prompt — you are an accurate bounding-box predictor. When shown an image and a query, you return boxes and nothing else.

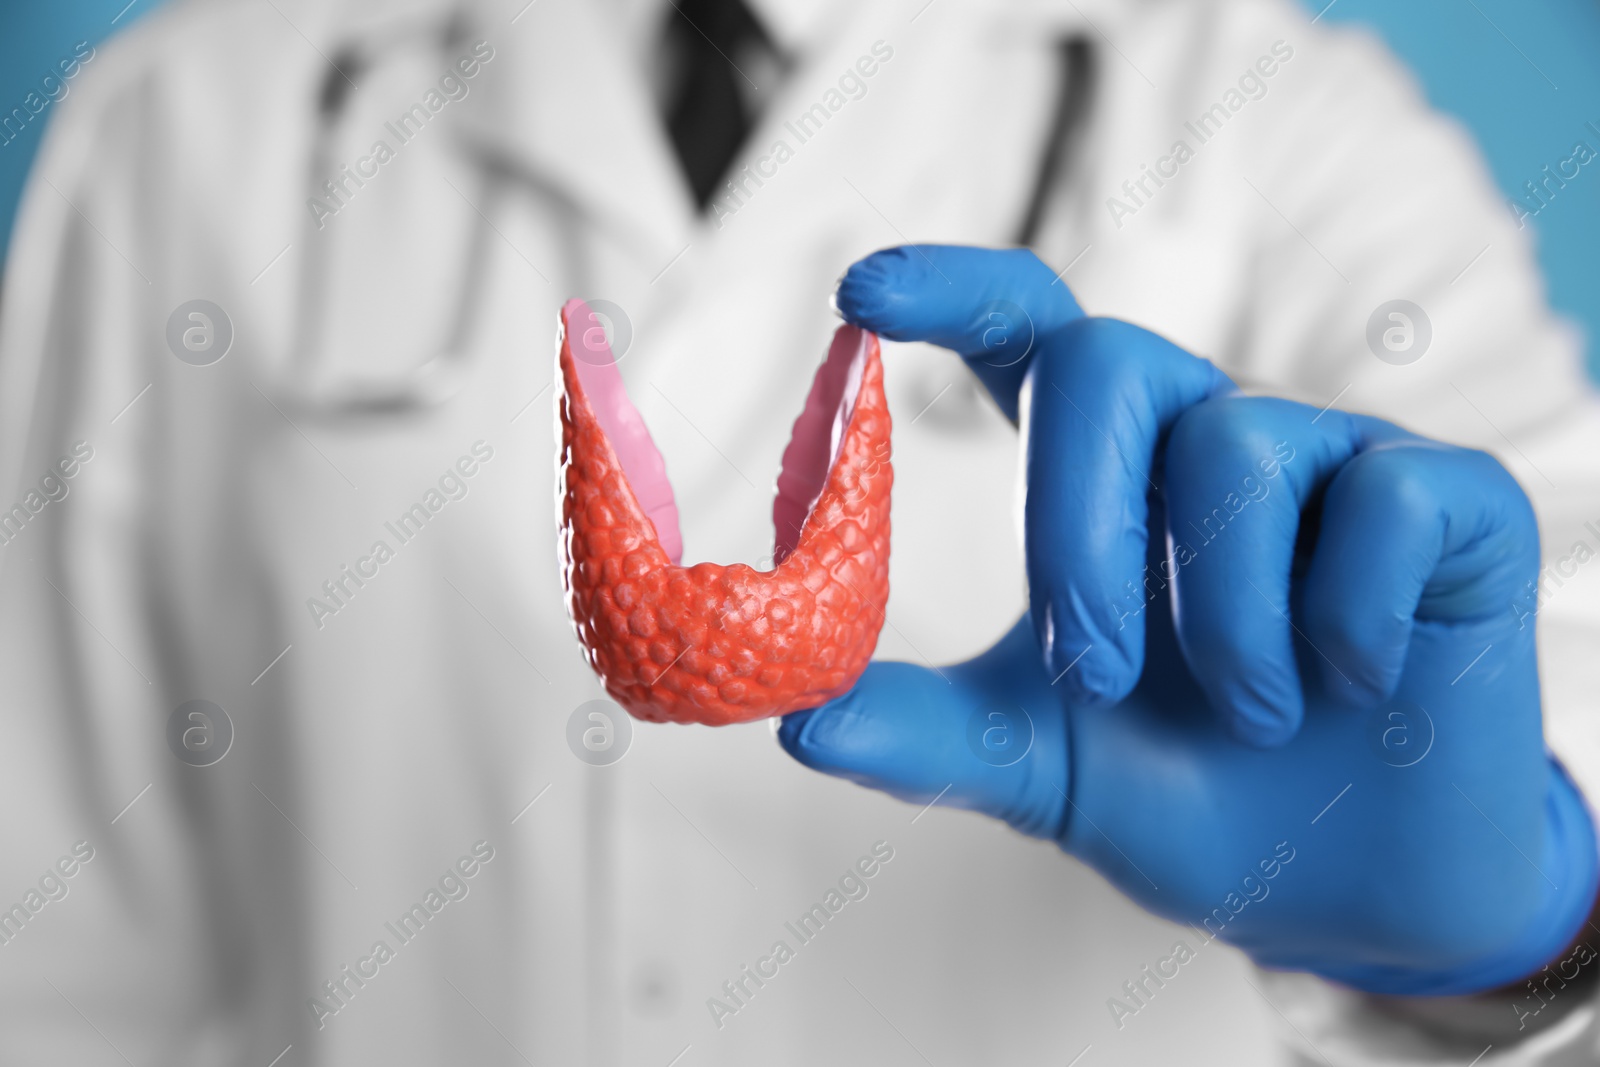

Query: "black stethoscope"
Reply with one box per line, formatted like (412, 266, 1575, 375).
(285, 23, 1096, 417)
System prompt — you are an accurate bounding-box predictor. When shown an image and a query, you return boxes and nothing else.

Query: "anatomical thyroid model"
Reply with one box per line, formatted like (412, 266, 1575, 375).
(556, 299, 891, 726)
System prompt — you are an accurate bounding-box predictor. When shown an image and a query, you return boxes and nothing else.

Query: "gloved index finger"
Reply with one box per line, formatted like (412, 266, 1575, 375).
(833, 245, 1084, 421)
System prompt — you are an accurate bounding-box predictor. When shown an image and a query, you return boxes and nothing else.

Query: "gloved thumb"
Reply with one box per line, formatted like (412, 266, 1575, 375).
(777, 654, 1069, 840)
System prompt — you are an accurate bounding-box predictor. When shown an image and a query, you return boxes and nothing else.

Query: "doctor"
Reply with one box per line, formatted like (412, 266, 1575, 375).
(1, 1, 1598, 1066)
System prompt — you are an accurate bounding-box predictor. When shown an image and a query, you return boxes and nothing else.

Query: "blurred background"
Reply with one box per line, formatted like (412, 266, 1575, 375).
(0, 2, 1594, 1066)
(7, 0, 1598, 373)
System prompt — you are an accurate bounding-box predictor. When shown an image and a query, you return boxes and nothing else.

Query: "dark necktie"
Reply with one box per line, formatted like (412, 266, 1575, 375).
(660, 0, 776, 210)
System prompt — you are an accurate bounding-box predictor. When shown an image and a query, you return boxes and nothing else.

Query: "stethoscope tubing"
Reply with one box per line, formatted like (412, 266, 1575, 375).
(275, 23, 1095, 419)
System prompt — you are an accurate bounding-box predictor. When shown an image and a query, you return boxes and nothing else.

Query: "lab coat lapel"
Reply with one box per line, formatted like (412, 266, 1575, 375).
(605, 5, 1122, 1022)
(710, 0, 1093, 245)
(452, 0, 694, 267)
(617, 0, 1099, 558)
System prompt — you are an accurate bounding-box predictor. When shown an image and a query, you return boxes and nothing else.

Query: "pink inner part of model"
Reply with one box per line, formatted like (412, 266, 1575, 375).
(564, 299, 684, 564)
(772, 326, 867, 566)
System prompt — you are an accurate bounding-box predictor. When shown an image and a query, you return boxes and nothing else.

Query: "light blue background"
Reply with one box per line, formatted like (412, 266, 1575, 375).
(1298, 0, 1600, 375)
(0, 1, 167, 269)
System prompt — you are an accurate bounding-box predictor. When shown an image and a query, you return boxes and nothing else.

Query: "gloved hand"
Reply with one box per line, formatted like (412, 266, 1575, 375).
(780, 245, 1598, 995)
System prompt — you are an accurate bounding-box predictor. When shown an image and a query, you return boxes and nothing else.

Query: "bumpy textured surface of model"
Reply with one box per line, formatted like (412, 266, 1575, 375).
(556, 299, 891, 725)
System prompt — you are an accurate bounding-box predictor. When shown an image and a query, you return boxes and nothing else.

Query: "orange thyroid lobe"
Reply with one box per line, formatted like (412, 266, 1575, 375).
(556, 300, 892, 725)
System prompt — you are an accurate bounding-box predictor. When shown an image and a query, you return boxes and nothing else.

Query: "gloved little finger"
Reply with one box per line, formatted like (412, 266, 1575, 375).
(1301, 428, 1542, 702)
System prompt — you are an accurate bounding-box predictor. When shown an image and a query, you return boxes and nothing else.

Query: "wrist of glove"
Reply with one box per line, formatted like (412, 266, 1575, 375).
(1306, 756, 1597, 998)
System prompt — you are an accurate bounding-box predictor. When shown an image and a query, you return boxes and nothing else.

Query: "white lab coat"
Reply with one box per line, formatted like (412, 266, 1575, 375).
(1, 0, 1596, 1064)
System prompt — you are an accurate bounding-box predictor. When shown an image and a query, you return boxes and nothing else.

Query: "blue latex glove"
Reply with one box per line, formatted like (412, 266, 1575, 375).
(780, 245, 1599, 995)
